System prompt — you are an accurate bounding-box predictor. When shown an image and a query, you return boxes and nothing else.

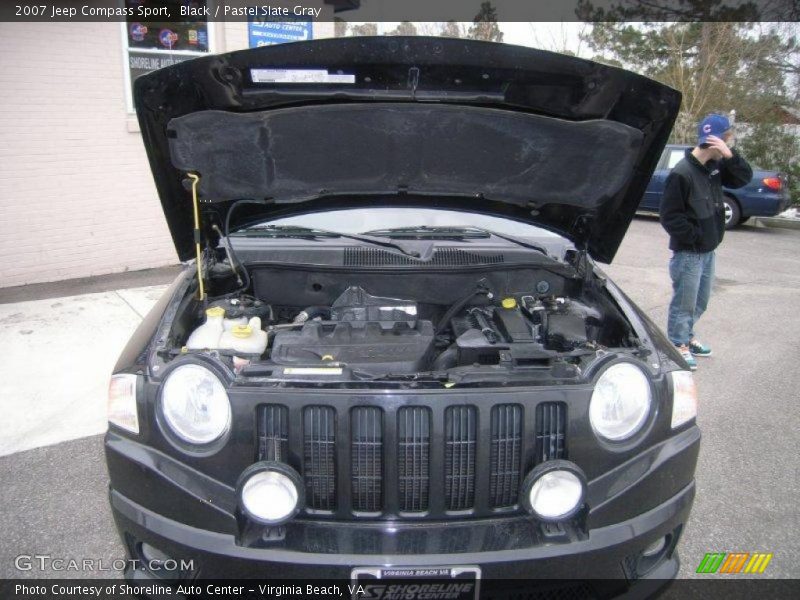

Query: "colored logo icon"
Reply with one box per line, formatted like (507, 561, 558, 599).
(697, 552, 773, 574)
(159, 28, 179, 49)
(129, 23, 148, 42)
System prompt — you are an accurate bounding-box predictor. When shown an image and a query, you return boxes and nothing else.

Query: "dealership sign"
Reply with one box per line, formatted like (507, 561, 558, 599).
(128, 51, 196, 83)
(248, 17, 312, 47)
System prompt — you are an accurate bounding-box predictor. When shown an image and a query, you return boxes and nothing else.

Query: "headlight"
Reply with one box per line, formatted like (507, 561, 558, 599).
(108, 374, 139, 434)
(161, 364, 231, 445)
(521, 461, 586, 521)
(590, 362, 651, 441)
(669, 370, 697, 428)
(239, 463, 303, 525)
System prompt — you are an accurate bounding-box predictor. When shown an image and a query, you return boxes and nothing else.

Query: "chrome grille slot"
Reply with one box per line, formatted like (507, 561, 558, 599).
(536, 402, 567, 462)
(303, 406, 337, 510)
(445, 405, 477, 510)
(351, 407, 383, 512)
(490, 404, 523, 507)
(398, 407, 431, 512)
(256, 404, 288, 462)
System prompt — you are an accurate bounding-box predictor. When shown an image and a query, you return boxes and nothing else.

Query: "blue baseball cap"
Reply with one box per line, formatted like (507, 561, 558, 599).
(697, 113, 731, 146)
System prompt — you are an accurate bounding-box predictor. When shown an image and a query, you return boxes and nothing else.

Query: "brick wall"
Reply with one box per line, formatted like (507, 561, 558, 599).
(0, 22, 178, 287)
(0, 16, 334, 288)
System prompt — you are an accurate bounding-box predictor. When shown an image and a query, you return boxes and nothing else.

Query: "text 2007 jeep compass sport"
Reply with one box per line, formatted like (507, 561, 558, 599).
(105, 37, 700, 597)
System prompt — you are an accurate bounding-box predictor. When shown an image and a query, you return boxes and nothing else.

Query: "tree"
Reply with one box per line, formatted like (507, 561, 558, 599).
(440, 21, 464, 38)
(584, 21, 800, 197)
(387, 22, 418, 36)
(467, 2, 503, 42)
(526, 22, 590, 55)
(576, 0, 763, 21)
(334, 17, 348, 38)
(333, 17, 350, 37)
(738, 118, 800, 202)
(350, 22, 378, 37)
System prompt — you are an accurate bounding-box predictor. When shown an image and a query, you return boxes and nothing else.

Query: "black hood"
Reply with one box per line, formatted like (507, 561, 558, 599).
(134, 37, 680, 263)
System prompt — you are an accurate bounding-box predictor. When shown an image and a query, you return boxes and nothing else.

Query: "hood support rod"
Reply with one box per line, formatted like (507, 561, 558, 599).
(186, 173, 205, 301)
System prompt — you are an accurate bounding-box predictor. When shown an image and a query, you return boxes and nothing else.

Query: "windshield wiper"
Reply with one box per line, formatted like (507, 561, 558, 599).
(474, 228, 552, 258)
(363, 226, 551, 258)
(362, 226, 491, 239)
(233, 225, 424, 258)
(235, 225, 339, 238)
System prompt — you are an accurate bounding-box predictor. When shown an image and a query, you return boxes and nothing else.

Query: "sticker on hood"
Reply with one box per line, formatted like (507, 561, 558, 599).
(250, 68, 355, 84)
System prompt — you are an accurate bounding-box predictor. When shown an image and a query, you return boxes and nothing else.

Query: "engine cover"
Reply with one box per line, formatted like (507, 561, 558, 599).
(271, 286, 433, 373)
(270, 320, 435, 374)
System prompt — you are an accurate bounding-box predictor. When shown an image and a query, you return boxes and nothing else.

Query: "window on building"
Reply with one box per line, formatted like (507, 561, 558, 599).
(122, 0, 214, 112)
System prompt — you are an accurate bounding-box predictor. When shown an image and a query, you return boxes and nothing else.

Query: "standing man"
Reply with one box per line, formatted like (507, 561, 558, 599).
(660, 113, 752, 370)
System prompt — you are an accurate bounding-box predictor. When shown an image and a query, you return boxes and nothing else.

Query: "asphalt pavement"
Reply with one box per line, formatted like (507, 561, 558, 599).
(0, 217, 798, 581)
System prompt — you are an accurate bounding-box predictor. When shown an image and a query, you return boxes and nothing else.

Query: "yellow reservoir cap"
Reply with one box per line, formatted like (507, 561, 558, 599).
(232, 325, 252, 338)
(501, 297, 517, 309)
(206, 306, 225, 318)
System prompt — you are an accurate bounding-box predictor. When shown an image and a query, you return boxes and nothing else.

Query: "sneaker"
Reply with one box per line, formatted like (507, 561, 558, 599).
(689, 338, 712, 357)
(676, 345, 698, 370)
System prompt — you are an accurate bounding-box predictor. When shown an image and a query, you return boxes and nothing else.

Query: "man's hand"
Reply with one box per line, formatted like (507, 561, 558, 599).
(706, 135, 734, 160)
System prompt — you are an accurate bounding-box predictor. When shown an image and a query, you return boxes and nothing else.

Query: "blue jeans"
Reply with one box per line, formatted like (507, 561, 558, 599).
(667, 251, 715, 346)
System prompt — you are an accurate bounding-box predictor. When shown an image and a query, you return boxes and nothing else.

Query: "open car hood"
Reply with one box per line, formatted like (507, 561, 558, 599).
(134, 37, 680, 263)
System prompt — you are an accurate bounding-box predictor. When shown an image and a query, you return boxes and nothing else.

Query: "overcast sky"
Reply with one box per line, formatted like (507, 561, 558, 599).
(502, 22, 589, 56)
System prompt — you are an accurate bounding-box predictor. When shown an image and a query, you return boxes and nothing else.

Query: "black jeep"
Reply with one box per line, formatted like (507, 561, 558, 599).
(105, 37, 699, 598)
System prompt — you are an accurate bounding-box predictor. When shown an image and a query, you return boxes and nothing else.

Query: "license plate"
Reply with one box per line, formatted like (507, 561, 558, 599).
(351, 566, 480, 600)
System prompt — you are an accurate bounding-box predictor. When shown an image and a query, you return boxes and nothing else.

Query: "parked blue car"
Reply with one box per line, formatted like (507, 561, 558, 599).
(639, 144, 791, 228)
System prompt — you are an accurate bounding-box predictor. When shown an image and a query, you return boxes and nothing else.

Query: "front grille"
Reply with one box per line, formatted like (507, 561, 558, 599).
(255, 399, 567, 518)
(536, 402, 567, 462)
(445, 406, 477, 510)
(489, 404, 523, 507)
(303, 406, 337, 510)
(351, 407, 383, 512)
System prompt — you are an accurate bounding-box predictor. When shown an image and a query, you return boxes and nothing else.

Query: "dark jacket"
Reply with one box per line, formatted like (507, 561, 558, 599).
(659, 148, 752, 252)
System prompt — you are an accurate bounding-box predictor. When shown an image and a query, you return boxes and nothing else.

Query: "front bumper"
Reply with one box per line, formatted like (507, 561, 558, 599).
(108, 426, 700, 597)
(113, 482, 689, 597)
(115, 477, 692, 569)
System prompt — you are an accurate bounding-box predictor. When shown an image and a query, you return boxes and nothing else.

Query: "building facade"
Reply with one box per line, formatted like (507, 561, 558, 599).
(0, 11, 335, 288)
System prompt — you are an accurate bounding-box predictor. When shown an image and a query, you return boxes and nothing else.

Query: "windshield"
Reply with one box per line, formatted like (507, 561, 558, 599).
(242, 208, 562, 240)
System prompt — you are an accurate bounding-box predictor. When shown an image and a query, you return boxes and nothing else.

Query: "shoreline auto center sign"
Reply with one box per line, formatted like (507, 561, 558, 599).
(123, 0, 211, 112)
(128, 51, 197, 81)
(248, 17, 313, 47)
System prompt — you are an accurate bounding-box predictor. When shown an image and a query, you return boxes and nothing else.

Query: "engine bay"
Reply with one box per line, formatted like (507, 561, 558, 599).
(166, 260, 641, 384)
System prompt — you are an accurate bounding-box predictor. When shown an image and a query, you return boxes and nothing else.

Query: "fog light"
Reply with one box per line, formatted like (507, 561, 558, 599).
(238, 462, 303, 525)
(521, 460, 586, 522)
(642, 536, 667, 557)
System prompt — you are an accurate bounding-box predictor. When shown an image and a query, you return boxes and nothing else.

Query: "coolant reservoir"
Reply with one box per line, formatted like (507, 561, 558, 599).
(219, 317, 268, 356)
(186, 306, 225, 350)
(223, 316, 248, 331)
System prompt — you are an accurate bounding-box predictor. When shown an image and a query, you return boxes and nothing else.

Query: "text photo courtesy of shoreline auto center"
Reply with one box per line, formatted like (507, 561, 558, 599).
(0, 0, 798, 599)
